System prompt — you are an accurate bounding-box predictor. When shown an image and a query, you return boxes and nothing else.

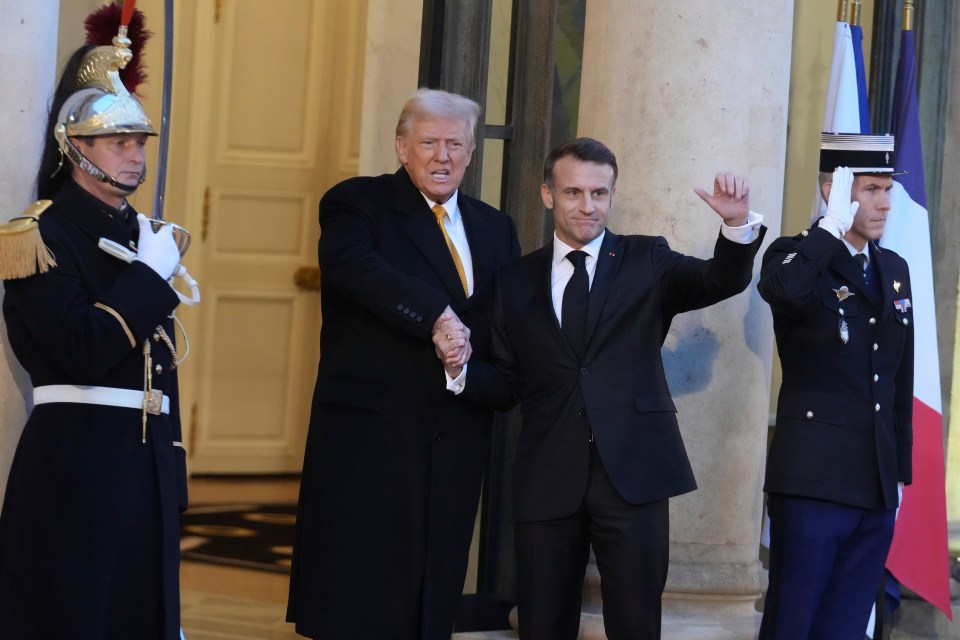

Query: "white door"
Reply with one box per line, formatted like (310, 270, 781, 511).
(150, 0, 367, 473)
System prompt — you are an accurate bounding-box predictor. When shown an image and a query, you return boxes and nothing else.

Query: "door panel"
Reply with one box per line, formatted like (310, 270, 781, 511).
(180, 0, 366, 473)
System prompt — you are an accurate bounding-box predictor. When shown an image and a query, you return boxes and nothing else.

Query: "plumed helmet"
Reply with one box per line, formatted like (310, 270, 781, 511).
(52, 4, 155, 191)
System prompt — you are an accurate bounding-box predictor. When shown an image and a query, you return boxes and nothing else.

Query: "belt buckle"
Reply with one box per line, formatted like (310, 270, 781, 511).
(145, 389, 164, 416)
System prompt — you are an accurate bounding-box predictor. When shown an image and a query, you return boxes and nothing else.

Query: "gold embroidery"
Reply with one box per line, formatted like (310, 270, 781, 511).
(94, 302, 135, 348)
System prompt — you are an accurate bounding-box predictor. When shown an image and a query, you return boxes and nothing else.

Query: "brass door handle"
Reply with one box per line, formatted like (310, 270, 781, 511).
(294, 266, 321, 291)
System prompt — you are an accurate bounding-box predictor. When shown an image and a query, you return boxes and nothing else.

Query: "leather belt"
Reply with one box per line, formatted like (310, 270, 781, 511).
(33, 385, 170, 415)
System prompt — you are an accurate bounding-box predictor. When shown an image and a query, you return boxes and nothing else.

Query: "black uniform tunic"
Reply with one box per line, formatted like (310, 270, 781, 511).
(0, 182, 186, 639)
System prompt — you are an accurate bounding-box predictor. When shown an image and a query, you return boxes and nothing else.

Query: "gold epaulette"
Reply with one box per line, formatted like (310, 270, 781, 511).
(0, 200, 58, 280)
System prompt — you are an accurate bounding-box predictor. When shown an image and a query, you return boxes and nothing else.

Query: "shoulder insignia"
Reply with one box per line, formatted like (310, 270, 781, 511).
(781, 252, 797, 265)
(0, 200, 58, 280)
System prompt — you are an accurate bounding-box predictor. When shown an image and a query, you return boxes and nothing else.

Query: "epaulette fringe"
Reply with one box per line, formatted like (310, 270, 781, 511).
(0, 200, 57, 280)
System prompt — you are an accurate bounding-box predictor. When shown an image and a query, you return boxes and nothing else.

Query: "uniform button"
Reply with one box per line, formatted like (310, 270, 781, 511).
(806, 411, 814, 419)
(874, 374, 879, 382)
(801, 230, 809, 237)
(903, 317, 909, 325)
(155, 364, 163, 375)
(873, 343, 879, 351)
(153, 332, 160, 341)
(403, 307, 410, 314)
(875, 403, 881, 412)
(397, 304, 404, 310)
(580, 368, 589, 376)
(869, 317, 876, 325)
(839, 308, 845, 316)
(578, 408, 586, 416)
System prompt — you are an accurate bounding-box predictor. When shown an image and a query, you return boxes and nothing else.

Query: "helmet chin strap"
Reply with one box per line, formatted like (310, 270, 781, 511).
(55, 127, 147, 193)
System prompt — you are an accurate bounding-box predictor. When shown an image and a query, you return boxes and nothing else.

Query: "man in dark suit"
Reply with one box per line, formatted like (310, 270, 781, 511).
(757, 133, 913, 638)
(287, 88, 520, 640)
(437, 137, 764, 639)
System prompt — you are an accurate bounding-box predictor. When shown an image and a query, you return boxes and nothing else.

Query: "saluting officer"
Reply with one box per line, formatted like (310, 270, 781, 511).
(0, 14, 188, 640)
(757, 133, 914, 639)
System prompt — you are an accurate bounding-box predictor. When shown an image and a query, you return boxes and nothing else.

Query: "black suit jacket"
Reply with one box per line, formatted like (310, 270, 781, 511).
(464, 227, 764, 523)
(288, 168, 520, 640)
(758, 226, 913, 510)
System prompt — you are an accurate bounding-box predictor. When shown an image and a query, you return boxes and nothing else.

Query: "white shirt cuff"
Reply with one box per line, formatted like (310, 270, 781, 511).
(445, 363, 467, 395)
(721, 210, 764, 244)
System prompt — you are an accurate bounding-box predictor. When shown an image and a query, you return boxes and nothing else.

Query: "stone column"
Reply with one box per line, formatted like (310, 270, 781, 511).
(0, 0, 59, 501)
(575, 2, 793, 638)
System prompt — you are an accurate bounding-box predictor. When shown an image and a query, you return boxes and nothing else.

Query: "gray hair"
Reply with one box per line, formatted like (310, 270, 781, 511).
(395, 88, 482, 150)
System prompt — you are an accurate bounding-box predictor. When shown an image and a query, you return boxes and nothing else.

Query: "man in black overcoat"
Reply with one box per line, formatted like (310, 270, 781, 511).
(287, 88, 520, 640)
(757, 133, 914, 638)
(437, 137, 765, 639)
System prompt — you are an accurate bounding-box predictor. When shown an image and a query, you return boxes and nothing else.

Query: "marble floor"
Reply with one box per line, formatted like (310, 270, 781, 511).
(180, 476, 302, 640)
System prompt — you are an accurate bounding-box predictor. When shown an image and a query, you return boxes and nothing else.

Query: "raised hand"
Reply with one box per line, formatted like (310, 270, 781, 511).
(822, 166, 859, 236)
(694, 172, 750, 227)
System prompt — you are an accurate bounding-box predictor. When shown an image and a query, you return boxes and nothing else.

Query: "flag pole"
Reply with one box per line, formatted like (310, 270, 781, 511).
(903, 0, 914, 32)
(837, 0, 850, 22)
(851, 0, 862, 27)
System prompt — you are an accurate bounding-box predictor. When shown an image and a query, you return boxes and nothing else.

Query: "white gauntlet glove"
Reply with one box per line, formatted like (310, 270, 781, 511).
(818, 166, 860, 238)
(135, 213, 180, 280)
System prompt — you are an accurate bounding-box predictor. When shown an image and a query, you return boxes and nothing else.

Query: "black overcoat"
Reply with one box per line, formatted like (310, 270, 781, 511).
(0, 182, 186, 639)
(286, 169, 519, 640)
(758, 226, 913, 509)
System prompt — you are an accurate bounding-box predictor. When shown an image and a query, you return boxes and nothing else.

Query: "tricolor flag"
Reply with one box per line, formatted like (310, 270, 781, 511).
(880, 24, 953, 620)
(810, 20, 870, 222)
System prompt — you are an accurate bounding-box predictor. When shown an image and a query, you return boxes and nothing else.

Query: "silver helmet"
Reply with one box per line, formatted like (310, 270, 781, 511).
(53, 42, 157, 191)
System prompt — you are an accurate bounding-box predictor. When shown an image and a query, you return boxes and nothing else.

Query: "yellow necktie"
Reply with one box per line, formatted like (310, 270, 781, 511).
(432, 204, 469, 296)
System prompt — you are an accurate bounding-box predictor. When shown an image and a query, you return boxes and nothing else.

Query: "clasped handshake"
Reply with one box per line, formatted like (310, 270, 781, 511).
(432, 305, 471, 378)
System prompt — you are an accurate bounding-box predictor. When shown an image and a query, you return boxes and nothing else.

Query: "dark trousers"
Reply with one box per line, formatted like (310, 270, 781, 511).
(514, 444, 669, 640)
(759, 493, 896, 640)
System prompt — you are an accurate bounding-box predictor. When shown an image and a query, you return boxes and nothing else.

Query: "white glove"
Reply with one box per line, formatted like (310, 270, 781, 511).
(135, 213, 180, 280)
(818, 166, 860, 238)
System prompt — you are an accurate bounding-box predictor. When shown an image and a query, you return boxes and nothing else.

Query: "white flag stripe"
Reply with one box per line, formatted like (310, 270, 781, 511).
(881, 182, 942, 412)
(811, 22, 863, 223)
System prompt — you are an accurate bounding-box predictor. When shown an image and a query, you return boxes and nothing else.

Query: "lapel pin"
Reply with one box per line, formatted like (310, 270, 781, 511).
(608, 252, 616, 257)
(833, 286, 855, 302)
(893, 280, 901, 293)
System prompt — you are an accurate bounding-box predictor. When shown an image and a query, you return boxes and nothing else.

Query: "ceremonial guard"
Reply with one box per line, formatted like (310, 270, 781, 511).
(0, 4, 194, 639)
(757, 133, 914, 638)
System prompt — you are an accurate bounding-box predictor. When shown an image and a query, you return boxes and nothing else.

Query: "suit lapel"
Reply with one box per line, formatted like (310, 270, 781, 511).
(534, 243, 573, 356)
(871, 243, 895, 318)
(584, 232, 622, 352)
(394, 170, 467, 301)
(459, 197, 486, 301)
